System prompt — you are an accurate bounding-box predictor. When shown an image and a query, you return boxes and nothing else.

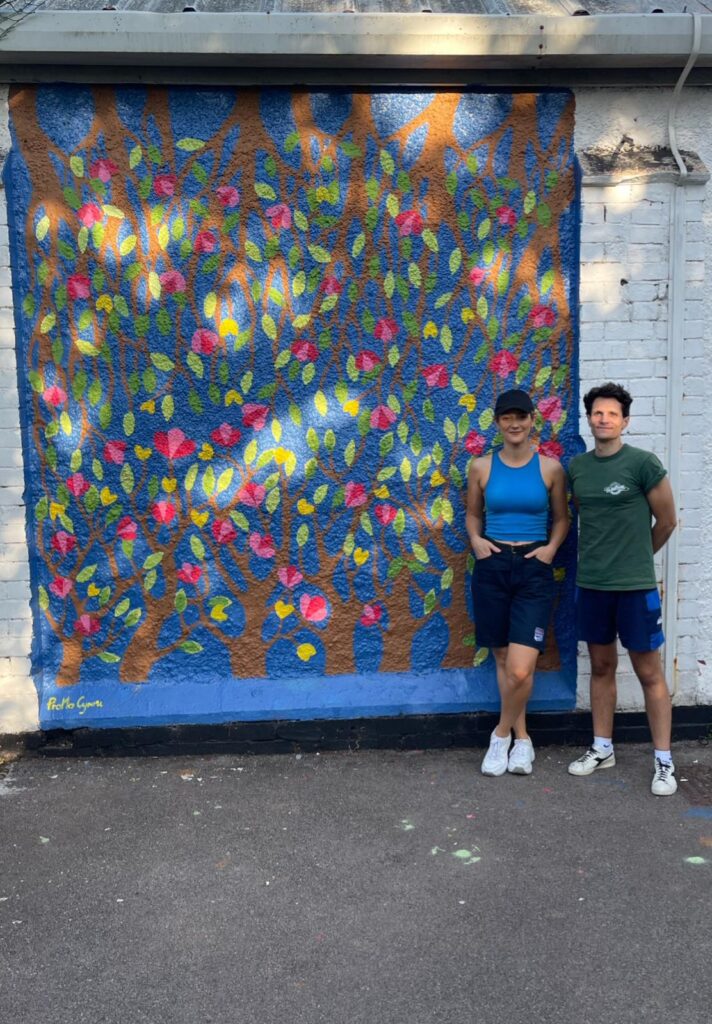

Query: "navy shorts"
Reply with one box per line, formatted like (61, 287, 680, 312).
(576, 587, 664, 652)
(471, 541, 555, 652)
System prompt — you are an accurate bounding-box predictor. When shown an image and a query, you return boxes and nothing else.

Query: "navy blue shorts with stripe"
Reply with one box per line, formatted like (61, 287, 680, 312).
(575, 587, 664, 652)
(471, 541, 555, 652)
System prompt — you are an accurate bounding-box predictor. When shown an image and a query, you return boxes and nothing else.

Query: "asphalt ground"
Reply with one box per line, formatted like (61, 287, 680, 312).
(1, 740, 711, 1024)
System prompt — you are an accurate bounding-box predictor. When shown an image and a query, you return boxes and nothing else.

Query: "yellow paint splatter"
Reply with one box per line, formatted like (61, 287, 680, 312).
(297, 643, 317, 662)
(274, 601, 295, 620)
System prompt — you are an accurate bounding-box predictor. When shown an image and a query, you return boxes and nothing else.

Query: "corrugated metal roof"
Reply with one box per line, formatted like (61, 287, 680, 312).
(9, 0, 712, 12)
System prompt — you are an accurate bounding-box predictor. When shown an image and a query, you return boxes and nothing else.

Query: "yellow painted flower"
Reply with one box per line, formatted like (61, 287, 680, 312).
(353, 547, 370, 566)
(297, 643, 317, 662)
(190, 510, 209, 528)
(95, 294, 113, 313)
(423, 320, 438, 339)
(219, 318, 238, 338)
(458, 394, 477, 412)
(100, 487, 117, 506)
(198, 443, 214, 461)
(342, 399, 360, 417)
(430, 470, 446, 487)
(274, 601, 295, 620)
(140, 399, 156, 414)
(224, 389, 243, 406)
(373, 485, 390, 499)
(87, 583, 101, 597)
(273, 447, 290, 466)
(461, 307, 475, 324)
(162, 477, 177, 493)
(297, 499, 315, 515)
(49, 501, 66, 521)
(210, 604, 229, 623)
(134, 445, 152, 461)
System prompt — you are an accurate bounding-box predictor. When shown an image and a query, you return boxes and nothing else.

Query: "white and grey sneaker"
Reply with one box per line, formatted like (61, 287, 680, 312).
(568, 746, 616, 776)
(508, 739, 535, 775)
(481, 731, 511, 777)
(651, 759, 677, 797)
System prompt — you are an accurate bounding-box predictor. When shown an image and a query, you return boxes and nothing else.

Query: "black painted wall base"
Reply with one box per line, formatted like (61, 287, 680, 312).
(1, 706, 710, 759)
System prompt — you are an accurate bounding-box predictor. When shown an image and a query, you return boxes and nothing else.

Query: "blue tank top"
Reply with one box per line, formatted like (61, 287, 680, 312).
(484, 451, 549, 542)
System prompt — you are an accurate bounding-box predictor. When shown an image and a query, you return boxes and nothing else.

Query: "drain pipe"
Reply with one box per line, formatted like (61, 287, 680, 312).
(663, 12, 702, 695)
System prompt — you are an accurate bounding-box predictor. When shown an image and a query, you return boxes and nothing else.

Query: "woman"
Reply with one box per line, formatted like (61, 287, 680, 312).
(466, 388, 569, 776)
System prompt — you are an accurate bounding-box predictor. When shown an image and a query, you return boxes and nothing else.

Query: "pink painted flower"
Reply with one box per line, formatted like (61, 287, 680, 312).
(360, 603, 383, 627)
(489, 351, 519, 379)
(344, 482, 368, 509)
(90, 158, 119, 183)
(394, 210, 424, 236)
(370, 405, 397, 430)
(77, 203, 103, 228)
(177, 563, 202, 585)
(530, 305, 556, 328)
(291, 340, 318, 363)
(237, 481, 266, 508)
(464, 431, 487, 457)
(43, 385, 67, 407)
(191, 329, 220, 356)
(421, 364, 450, 389)
(194, 230, 217, 254)
(265, 203, 292, 230)
(468, 266, 486, 287)
(242, 404, 270, 431)
(153, 174, 177, 198)
(152, 500, 176, 525)
(49, 575, 73, 599)
(538, 439, 564, 461)
(103, 441, 127, 465)
(67, 274, 91, 300)
(320, 276, 342, 295)
(75, 614, 101, 637)
(116, 516, 138, 542)
(51, 531, 76, 556)
(373, 318, 399, 343)
(210, 422, 242, 447)
(216, 185, 240, 208)
(496, 205, 517, 227)
(212, 519, 237, 545)
(154, 429, 196, 460)
(538, 396, 563, 423)
(374, 503, 397, 526)
(355, 350, 382, 372)
(66, 473, 90, 497)
(249, 532, 276, 559)
(300, 593, 328, 623)
(159, 270, 186, 294)
(278, 565, 303, 589)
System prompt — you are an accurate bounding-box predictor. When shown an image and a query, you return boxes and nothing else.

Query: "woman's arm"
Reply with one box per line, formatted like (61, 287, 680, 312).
(466, 457, 500, 559)
(525, 460, 569, 564)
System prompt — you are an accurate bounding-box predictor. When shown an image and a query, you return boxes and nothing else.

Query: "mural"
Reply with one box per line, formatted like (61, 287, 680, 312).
(6, 86, 580, 728)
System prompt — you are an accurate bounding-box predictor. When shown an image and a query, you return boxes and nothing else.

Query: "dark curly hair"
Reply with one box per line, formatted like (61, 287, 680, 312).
(583, 382, 632, 418)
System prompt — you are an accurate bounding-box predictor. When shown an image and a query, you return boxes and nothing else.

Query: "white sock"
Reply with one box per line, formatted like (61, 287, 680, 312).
(593, 736, 613, 753)
(654, 749, 673, 765)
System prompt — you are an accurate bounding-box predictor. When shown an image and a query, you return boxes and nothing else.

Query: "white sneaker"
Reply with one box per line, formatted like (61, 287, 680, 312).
(651, 759, 677, 797)
(568, 746, 616, 776)
(508, 739, 535, 775)
(481, 731, 511, 776)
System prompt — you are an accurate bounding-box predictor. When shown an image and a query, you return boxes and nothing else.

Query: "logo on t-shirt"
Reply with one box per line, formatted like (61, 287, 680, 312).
(603, 481, 629, 496)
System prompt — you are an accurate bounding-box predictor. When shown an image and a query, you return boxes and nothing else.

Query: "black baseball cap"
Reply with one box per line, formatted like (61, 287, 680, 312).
(494, 389, 534, 416)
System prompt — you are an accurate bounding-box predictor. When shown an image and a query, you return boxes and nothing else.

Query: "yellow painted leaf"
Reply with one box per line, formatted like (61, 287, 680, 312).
(297, 499, 314, 515)
(284, 452, 297, 477)
(204, 292, 217, 319)
(373, 485, 390, 498)
(102, 205, 125, 219)
(148, 272, 161, 300)
(423, 320, 438, 339)
(297, 643, 317, 662)
(224, 390, 242, 406)
(87, 583, 101, 597)
(430, 470, 446, 487)
(140, 400, 156, 414)
(353, 547, 370, 566)
(461, 307, 475, 324)
(119, 235, 137, 257)
(49, 502, 66, 521)
(271, 419, 282, 443)
(314, 390, 328, 416)
(35, 215, 50, 241)
(210, 605, 229, 622)
(134, 445, 152, 460)
(162, 477, 177, 493)
(190, 510, 209, 527)
(274, 601, 295, 620)
(342, 399, 360, 417)
(198, 443, 214, 460)
(219, 318, 238, 338)
(100, 487, 117, 506)
(96, 294, 113, 313)
(158, 224, 169, 250)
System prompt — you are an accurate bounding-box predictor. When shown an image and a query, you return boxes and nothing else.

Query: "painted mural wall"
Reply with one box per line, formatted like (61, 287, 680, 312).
(5, 86, 580, 728)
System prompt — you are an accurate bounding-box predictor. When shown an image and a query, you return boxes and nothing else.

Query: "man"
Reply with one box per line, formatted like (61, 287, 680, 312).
(567, 382, 678, 796)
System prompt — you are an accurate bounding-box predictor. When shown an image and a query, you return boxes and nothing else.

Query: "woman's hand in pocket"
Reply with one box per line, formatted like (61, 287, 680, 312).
(525, 544, 555, 565)
(472, 538, 501, 561)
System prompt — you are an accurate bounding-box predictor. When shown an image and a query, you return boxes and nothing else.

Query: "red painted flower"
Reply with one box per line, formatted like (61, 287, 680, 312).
(191, 329, 220, 355)
(300, 593, 328, 623)
(66, 473, 90, 497)
(249, 532, 276, 559)
(159, 270, 186, 294)
(210, 422, 242, 447)
(370, 405, 397, 430)
(237, 481, 266, 508)
(374, 503, 397, 526)
(496, 205, 517, 227)
(538, 396, 563, 423)
(90, 158, 119, 183)
(489, 351, 519, 379)
(77, 203, 103, 228)
(530, 305, 556, 328)
(241, 404, 269, 431)
(320, 276, 342, 295)
(51, 531, 76, 556)
(468, 266, 486, 286)
(278, 566, 303, 588)
(464, 431, 487, 457)
(355, 350, 381, 372)
(49, 576, 73, 598)
(194, 230, 217, 254)
(177, 563, 202, 585)
(43, 385, 67, 407)
(421, 364, 450, 388)
(291, 340, 318, 363)
(154, 174, 177, 198)
(103, 440, 127, 464)
(264, 203, 291, 230)
(538, 439, 564, 461)
(216, 185, 240, 208)
(116, 516, 138, 541)
(75, 614, 101, 637)
(154, 428, 196, 460)
(394, 210, 424, 236)
(360, 603, 383, 627)
(373, 318, 399, 343)
(151, 500, 176, 525)
(344, 482, 368, 508)
(212, 519, 237, 545)
(67, 274, 91, 300)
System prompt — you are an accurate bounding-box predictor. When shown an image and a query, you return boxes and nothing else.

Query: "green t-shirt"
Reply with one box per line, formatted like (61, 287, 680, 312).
(567, 444, 667, 591)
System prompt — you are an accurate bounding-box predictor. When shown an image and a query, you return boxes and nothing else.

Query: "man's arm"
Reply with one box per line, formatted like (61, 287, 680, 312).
(647, 477, 677, 554)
